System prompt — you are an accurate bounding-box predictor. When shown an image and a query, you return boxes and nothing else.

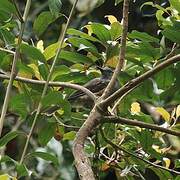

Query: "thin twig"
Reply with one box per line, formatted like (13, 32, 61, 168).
(100, 127, 180, 175)
(53, 114, 79, 130)
(101, 0, 129, 99)
(0, 74, 96, 102)
(102, 116, 180, 137)
(0, 47, 15, 54)
(0, 0, 32, 137)
(110, 86, 137, 114)
(19, 0, 79, 164)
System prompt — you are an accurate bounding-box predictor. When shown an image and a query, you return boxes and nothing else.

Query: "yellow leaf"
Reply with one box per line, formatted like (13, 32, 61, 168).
(176, 104, 180, 119)
(36, 40, 44, 53)
(83, 24, 93, 36)
(28, 64, 41, 80)
(105, 56, 118, 68)
(131, 102, 141, 114)
(152, 145, 162, 153)
(43, 42, 68, 60)
(105, 15, 118, 24)
(156, 107, 170, 121)
(101, 162, 110, 171)
(163, 157, 171, 168)
(0, 174, 10, 180)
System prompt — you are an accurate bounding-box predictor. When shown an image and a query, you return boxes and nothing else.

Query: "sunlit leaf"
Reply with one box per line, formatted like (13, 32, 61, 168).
(156, 107, 170, 122)
(105, 15, 117, 24)
(131, 102, 141, 114)
(176, 105, 180, 119)
(63, 131, 76, 141)
(163, 157, 171, 168)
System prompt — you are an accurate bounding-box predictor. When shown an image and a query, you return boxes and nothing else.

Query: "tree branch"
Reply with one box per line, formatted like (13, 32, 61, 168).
(100, 127, 180, 175)
(102, 116, 180, 137)
(19, 0, 79, 164)
(0, 0, 32, 137)
(0, 73, 96, 102)
(101, 0, 129, 99)
(101, 54, 180, 107)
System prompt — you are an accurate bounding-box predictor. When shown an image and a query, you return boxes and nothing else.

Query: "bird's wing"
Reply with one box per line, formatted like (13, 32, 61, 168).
(68, 78, 109, 101)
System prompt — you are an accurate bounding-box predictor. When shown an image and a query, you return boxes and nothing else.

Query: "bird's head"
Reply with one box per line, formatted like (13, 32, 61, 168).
(97, 66, 114, 79)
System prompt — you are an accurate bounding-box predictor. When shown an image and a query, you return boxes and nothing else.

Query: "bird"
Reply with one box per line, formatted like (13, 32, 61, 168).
(68, 67, 119, 101)
(44, 67, 119, 114)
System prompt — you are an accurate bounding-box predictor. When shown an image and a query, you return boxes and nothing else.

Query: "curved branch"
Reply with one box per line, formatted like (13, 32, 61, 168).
(73, 106, 102, 180)
(101, 54, 180, 108)
(102, 0, 129, 99)
(0, 74, 96, 102)
(102, 116, 180, 137)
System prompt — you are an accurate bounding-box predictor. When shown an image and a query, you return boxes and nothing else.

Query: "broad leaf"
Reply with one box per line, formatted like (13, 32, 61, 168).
(27, 151, 58, 166)
(48, 0, 62, 18)
(0, 131, 24, 147)
(33, 11, 56, 36)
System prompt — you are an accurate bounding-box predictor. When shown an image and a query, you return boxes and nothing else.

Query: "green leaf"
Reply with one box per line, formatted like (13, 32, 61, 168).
(155, 68, 175, 90)
(0, 155, 17, 164)
(162, 26, 180, 44)
(20, 44, 46, 63)
(27, 151, 58, 166)
(59, 50, 94, 64)
(0, 131, 24, 147)
(16, 164, 29, 177)
(42, 91, 63, 109)
(9, 93, 31, 119)
(52, 65, 70, 80)
(149, 167, 173, 180)
(43, 42, 59, 60)
(63, 131, 76, 141)
(38, 121, 56, 146)
(67, 28, 100, 43)
(128, 30, 159, 43)
(170, 0, 180, 13)
(68, 37, 99, 56)
(17, 62, 35, 77)
(139, 129, 153, 151)
(115, 0, 123, 6)
(0, 29, 15, 46)
(91, 23, 111, 42)
(38, 63, 49, 80)
(0, 0, 16, 14)
(110, 22, 122, 40)
(175, 159, 180, 168)
(48, 0, 62, 18)
(33, 11, 56, 36)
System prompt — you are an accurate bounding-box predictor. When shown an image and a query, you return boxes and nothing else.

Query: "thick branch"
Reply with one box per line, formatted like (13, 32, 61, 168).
(73, 106, 101, 180)
(102, 116, 180, 137)
(102, 0, 129, 99)
(0, 74, 96, 102)
(101, 54, 180, 107)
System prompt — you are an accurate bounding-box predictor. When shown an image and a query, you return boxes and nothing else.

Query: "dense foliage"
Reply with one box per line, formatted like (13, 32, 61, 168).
(0, 0, 180, 179)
